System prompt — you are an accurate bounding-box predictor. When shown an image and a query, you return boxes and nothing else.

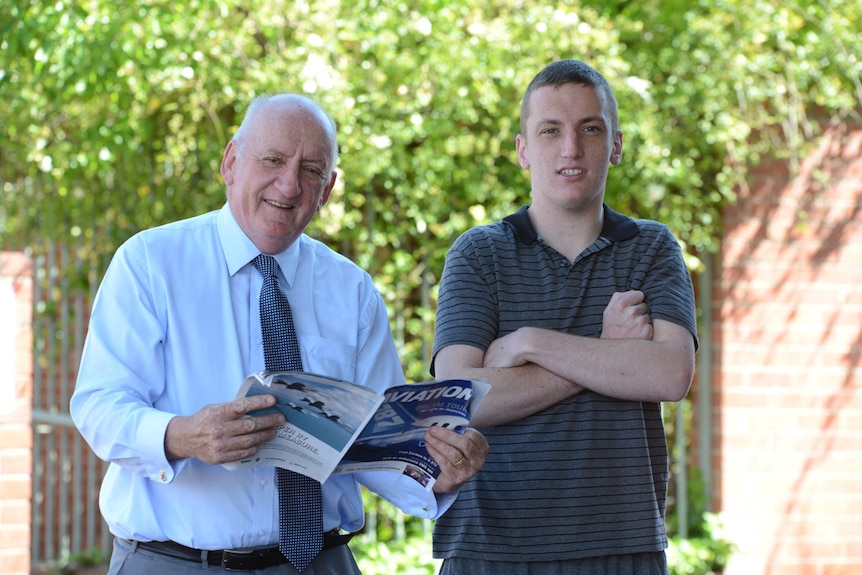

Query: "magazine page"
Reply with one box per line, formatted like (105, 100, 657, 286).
(333, 378, 490, 491)
(222, 371, 384, 483)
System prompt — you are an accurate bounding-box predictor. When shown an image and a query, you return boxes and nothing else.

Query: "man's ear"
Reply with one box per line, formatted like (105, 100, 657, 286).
(318, 171, 337, 211)
(516, 134, 530, 169)
(610, 131, 623, 166)
(220, 141, 237, 185)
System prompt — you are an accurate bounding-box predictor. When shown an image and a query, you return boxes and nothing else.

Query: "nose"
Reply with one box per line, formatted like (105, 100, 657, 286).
(274, 167, 302, 198)
(561, 131, 581, 158)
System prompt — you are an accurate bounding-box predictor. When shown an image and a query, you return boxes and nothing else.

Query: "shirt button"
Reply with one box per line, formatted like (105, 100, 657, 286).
(159, 471, 167, 482)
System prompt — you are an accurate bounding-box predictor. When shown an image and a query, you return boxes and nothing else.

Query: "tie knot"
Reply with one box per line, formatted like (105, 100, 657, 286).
(252, 254, 279, 278)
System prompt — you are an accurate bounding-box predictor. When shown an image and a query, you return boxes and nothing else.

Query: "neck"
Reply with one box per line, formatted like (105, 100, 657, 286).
(527, 203, 603, 262)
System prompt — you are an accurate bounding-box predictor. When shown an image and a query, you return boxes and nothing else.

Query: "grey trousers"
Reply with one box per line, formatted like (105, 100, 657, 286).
(108, 537, 362, 575)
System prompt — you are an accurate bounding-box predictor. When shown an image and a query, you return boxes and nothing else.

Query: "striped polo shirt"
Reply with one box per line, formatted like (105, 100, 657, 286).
(431, 204, 697, 562)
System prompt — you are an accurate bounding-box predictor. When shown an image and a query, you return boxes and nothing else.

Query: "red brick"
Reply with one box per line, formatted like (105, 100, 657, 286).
(0, 252, 34, 575)
(0, 500, 31, 524)
(0, 450, 32, 474)
(0, 524, 29, 548)
(0, 477, 31, 500)
(0, 553, 30, 575)
(0, 426, 32, 450)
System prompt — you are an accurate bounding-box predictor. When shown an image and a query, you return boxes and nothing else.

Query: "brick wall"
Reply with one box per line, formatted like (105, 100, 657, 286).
(0, 252, 34, 575)
(715, 123, 862, 574)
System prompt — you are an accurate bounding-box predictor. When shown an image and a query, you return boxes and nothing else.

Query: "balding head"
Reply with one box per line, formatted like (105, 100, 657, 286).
(233, 94, 339, 173)
(220, 93, 339, 254)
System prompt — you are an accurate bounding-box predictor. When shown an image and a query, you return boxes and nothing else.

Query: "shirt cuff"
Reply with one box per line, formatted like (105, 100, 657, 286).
(358, 470, 457, 520)
(139, 411, 185, 484)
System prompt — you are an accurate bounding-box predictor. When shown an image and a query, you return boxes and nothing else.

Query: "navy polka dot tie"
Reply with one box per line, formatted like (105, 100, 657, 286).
(252, 254, 323, 572)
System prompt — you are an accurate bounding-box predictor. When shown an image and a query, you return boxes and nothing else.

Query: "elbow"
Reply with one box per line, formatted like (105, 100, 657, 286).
(667, 381, 692, 403)
(657, 335, 696, 403)
(68, 390, 86, 431)
(665, 362, 695, 403)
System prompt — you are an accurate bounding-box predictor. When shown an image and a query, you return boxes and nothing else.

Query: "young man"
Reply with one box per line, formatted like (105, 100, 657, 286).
(431, 60, 698, 574)
(71, 94, 488, 575)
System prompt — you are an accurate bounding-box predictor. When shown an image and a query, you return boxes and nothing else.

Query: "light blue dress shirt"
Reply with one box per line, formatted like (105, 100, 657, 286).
(70, 204, 449, 550)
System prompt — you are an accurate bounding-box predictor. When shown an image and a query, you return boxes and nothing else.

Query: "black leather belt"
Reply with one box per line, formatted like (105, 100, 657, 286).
(128, 530, 353, 571)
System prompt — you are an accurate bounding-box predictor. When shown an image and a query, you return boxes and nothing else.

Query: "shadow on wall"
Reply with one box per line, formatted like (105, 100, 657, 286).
(718, 120, 862, 573)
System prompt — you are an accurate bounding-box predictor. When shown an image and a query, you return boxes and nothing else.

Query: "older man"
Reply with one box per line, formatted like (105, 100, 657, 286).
(71, 94, 488, 575)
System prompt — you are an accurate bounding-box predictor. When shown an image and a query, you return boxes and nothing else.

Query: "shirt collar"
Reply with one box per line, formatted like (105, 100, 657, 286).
(503, 203, 640, 245)
(217, 203, 303, 287)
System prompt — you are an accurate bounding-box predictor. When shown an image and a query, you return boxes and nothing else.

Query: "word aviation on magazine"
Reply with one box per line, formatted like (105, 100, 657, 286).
(223, 371, 489, 492)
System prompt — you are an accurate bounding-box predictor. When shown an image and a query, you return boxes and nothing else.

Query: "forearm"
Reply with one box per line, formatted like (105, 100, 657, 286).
(433, 358, 583, 428)
(514, 324, 694, 402)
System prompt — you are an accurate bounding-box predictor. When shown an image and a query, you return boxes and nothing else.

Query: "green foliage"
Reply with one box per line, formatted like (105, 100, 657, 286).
(49, 546, 107, 575)
(668, 513, 736, 575)
(2, 0, 860, 380)
(351, 532, 439, 575)
(350, 488, 439, 575)
(662, 378, 736, 573)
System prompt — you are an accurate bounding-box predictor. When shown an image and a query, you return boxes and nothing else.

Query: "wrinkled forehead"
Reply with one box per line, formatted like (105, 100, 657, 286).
(247, 100, 335, 166)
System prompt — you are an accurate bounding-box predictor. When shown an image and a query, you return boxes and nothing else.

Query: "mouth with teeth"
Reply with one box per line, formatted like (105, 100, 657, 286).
(559, 168, 585, 176)
(264, 199, 292, 209)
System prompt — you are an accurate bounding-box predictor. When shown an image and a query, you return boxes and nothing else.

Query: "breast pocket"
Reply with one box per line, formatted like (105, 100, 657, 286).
(300, 335, 357, 381)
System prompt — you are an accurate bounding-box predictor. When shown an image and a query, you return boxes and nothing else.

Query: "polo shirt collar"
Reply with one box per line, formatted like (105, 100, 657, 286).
(503, 203, 639, 245)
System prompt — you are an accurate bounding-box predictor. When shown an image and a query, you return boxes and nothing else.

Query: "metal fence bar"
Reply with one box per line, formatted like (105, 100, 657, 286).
(59, 244, 75, 557)
(59, 246, 72, 558)
(31, 249, 49, 563)
(71, 247, 86, 553)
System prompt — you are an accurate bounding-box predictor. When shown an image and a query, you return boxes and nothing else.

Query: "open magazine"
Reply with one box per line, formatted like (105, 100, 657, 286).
(222, 371, 490, 492)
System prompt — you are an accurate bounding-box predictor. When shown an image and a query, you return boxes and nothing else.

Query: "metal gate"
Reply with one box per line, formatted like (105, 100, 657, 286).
(30, 243, 111, 569)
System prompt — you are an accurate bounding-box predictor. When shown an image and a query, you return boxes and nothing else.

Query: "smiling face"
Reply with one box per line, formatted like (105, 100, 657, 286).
(221, 97, 337, 255)
(516, 82, 623, 216)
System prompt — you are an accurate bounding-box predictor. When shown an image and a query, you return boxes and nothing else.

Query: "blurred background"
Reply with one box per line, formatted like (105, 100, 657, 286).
(1, 0, 860, 573)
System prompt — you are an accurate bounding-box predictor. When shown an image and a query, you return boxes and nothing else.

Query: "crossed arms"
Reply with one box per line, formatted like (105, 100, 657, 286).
(433, 290, 696, 428)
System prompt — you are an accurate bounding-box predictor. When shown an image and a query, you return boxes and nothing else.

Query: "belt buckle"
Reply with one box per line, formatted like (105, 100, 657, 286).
(221, 548, 262, 571)
(221, 547, 283, 572)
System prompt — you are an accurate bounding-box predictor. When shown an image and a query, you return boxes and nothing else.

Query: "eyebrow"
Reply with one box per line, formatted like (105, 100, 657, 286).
(256, 149, 325, 164)
(534, 116, 607, 128)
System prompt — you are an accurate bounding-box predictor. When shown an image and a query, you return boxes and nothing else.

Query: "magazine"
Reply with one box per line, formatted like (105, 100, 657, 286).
(222, 371, 490, 491)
